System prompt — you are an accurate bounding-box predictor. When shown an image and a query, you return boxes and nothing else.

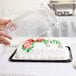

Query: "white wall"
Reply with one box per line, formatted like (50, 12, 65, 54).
(0, 0, 46, 18)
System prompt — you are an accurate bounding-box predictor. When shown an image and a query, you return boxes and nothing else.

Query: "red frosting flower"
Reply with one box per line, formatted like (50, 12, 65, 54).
(37, 38, 45, 41)
(24, 41, 32, 45)
(24, 41, 32, 49)
(24, 44, 32, 49)
(27, 39, 35, 43)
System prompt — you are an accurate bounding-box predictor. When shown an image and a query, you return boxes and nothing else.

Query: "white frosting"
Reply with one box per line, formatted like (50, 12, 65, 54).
(13, 39, 70, 60)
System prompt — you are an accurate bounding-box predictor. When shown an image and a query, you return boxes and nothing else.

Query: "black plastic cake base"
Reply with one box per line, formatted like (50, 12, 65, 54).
(9, 46, 73, 63)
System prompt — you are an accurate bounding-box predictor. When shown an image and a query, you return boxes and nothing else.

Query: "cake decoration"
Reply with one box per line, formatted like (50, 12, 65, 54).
(12, 38, 71, 61)
(22, 38, 63, 53)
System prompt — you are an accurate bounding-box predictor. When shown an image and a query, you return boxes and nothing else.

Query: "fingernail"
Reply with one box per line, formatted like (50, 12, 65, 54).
(10, 37, 13, 39)
(9, 19, 11, 22)
(9, 36, 12, 39)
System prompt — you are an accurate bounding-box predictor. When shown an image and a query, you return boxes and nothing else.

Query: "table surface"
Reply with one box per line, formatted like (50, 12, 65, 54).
(0, 37, 76, 76)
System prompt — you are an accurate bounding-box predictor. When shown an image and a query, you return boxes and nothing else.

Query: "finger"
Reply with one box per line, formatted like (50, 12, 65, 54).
(0, 19, 11, 25)
(0, 25, 7, 30)
(0, 32, 12, 39)
(0, 24, 4, 29)
(0, 27, 4, 31)
(0, 37, 10, 45)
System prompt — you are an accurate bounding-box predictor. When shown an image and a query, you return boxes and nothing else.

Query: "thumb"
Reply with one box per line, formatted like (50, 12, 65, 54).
(0, 19, 11, 25)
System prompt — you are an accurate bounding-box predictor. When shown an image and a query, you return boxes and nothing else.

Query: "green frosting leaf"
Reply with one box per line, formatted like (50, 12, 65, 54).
(44, 40, 48, 44)
(22, 45, 26, 50)
(34, 40, 37, 42)
(27, 48, 32, 52)
(56, 40, 58, 44)
(50, 41, 52, 43)
(53, 40, 55, 43)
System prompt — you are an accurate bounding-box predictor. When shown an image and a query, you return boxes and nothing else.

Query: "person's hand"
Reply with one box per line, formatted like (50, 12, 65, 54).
(0, 19, 11, 30)
(0, 31, 12, 45)
(0, 18, 12, 45)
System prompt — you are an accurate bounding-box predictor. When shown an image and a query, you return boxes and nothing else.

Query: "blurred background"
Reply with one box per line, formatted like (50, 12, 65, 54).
(0, 0, 48, 18)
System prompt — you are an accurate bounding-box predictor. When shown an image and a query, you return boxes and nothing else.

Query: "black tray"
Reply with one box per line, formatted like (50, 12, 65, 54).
(9, 46, 73, 63)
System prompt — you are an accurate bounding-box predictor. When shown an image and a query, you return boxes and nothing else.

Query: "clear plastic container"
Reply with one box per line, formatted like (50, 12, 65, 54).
(2, 5, 56, 46)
